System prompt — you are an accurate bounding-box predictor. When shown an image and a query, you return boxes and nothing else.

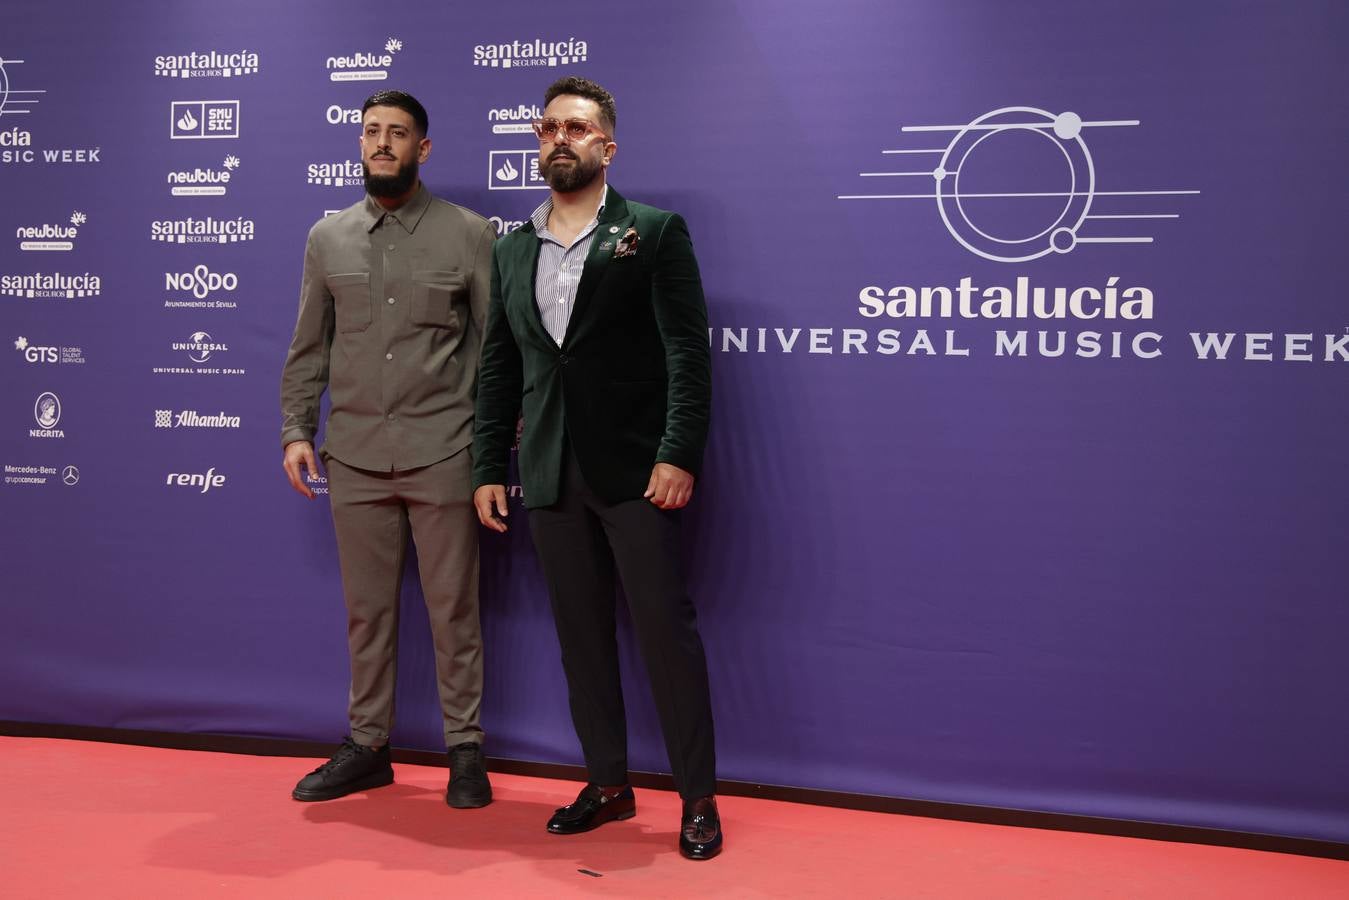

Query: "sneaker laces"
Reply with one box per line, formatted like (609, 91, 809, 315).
(449, 743, 484, 779)
(312, 737, 365, 774)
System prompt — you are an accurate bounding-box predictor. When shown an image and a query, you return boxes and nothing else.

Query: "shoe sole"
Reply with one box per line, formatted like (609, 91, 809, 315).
(446, 789, 494, 809)
(547, 807, 636, 834)
(291, 768, 394, 802)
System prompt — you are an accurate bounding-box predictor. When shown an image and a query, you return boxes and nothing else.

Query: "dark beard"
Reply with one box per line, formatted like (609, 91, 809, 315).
(363, 158, 419, 198)
(540, 149, 602, 193)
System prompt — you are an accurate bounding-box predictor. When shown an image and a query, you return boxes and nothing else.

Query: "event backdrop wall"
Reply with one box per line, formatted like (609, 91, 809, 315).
(2, 0, 1346, 843)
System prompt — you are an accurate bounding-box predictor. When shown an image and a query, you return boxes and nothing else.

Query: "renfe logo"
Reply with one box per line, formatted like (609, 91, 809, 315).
(166, 467, 226, 493)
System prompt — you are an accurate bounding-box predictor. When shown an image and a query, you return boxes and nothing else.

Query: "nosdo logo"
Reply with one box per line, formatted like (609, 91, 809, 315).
(31, 391, 63, 438)
(307, 159, 363, 187)
(170, 100, 239, 140)
(326, 104, 361, 126)
(164, 265, 239, 309)
(489, 103, 544, 135)
(168, 154, 240, 196)
(473, 37, 588, 69)
(1, 57, 100, 165)
(17, 210, 86, 251)
(155, 409, 241, 429)
(151, 216, 255, 244)
(13, 335, 85, 365)
(166, 467, 226, 493)
(0, 271, 101, 299)
(326, 37, 401, 82)
(154, 49, 260, 79)
(839, 105, 1200, 263)
(173, 330, 228, 363)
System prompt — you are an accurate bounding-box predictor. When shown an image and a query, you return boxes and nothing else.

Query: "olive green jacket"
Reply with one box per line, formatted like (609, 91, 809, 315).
(472, 187, 711, 508)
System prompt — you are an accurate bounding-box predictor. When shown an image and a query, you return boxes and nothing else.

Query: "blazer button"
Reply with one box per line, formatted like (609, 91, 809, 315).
(558, 353, 569, 365)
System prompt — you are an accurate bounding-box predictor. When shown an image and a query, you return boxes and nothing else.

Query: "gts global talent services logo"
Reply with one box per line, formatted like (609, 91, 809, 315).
(170, 100, 239, 140)
(154, 49, 260, 79)
(14, 335, 85, 365)
(307, 159, 363, 187)
(327, 38, 402, 82)
(473, 37, 588, 69)
(168, 154, 240, 196)
(17, 210, 86, 251)
(151, 215, 255, 244)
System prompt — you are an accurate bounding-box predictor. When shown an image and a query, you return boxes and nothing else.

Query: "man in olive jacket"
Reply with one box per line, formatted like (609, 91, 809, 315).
(472, 76, 722, 860)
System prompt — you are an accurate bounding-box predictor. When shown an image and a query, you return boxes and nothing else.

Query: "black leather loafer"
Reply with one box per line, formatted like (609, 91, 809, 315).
(679, 795, 723, 860)
(546, 784, 636, 834)
(292, 737, 394, 801)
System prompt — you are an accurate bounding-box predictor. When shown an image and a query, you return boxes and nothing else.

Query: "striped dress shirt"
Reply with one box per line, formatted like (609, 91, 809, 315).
(530, 185, 609, 346)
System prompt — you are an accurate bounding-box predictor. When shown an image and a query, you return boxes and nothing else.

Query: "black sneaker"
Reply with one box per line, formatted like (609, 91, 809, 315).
(292, 737, 394, 802)
(446, 741, 492, 808)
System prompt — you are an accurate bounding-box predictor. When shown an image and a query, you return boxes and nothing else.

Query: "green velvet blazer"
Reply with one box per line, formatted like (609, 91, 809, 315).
(472, 187, 712, 509)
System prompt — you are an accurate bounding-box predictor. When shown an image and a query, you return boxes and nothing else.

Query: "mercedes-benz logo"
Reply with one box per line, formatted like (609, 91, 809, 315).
(62, 465, 80, 485)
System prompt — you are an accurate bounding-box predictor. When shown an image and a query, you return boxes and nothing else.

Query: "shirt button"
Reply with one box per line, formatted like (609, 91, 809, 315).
(387, 413, 395, 420)
(385, 352, 393, 361)
(387, 297, 396, 305)
(387, 244, 395, 251)
(557, 297, 565, 304)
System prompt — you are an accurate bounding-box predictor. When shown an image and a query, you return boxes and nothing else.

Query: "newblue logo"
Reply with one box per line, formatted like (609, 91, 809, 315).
(168, 155, 239, 196)
(17, 211, 85, 251)
(327, 38, 401, 82)
(489, 103, 544, 135)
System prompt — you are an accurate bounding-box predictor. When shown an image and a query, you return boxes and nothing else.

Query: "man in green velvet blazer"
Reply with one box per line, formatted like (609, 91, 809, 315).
(472, 76, 722, 860)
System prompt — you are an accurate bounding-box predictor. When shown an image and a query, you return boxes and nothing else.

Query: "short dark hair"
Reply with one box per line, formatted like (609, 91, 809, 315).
(361, 90, 429, 136)
(544, 76, 616, 135)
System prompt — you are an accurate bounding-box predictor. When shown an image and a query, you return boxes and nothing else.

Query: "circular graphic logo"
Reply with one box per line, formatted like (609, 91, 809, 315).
(34, 391, 61, 428)
(935, 107, 1094, 262)
(189, 331, 214, 363)
(62, 465, 79, 486)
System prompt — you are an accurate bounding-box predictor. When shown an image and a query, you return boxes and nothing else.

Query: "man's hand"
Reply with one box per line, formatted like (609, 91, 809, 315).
(282, 440, 321, 499)
(474, 484, 510, 532)
(644, 462, 695, 509)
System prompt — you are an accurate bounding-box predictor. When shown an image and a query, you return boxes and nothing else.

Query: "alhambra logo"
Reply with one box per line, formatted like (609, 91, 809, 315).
(17, 211, 86, 251)
(838, 105, 1199, 262)
(154, 50, 260, 79)
(168, 155, 240, 196)
(473, 37, 588, 69)
(326, 38, 401, 82)
(155, 409, 241, 429)
(307, 159, 363, 187)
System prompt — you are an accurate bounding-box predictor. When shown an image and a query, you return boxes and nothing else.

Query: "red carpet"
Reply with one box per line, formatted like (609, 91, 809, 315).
(3, 737, 1344, 898)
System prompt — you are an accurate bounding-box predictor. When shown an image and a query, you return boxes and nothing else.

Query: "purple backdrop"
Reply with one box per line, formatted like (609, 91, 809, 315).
(2, 0, 1346, 843)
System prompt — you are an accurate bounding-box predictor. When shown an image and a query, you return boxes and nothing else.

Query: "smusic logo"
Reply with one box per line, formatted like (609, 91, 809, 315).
(170, 100, 240, 140)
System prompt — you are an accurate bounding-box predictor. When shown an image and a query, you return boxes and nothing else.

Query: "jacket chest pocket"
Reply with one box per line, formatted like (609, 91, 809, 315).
(327, 272, 372, 333)
(411, 269, 466, 331)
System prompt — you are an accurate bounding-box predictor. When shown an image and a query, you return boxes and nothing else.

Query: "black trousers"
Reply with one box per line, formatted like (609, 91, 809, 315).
(528, 449, 717, 800)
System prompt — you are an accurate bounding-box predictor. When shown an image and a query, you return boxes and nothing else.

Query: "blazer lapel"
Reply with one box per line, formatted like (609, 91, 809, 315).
(564, 187, 632, 347)
(506, 223, 551, 345)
